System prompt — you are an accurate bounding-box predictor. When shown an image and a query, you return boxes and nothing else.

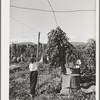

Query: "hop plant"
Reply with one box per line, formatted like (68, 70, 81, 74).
(46, 27, 72, 74)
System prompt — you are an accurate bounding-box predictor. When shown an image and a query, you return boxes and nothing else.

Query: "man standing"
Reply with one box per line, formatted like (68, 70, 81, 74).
(29, 59, 38, 98)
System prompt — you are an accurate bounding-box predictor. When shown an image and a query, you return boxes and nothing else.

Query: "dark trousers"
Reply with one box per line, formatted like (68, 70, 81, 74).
(30, 71, 38, 95)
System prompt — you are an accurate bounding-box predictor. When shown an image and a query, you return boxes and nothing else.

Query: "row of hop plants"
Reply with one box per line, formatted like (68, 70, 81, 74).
(9, 43, 44, 64)
(76, 38, 96, 74)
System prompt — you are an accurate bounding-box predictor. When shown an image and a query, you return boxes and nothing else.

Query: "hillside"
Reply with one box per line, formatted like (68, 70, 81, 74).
(10, 41, 86, 47)
(70, 42, 87, 46)
(10, 42, 36, 47)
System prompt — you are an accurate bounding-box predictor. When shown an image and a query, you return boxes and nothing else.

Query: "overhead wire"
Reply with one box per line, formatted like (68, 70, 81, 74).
(10, 5, 96, 13)
(10, 3, 96, 39)
(11, 17, 45, 44)
(10, 16, 46, 35)
(46, 0, 58, 26)
(10, 5, 52, 12)
(10, 16, 39, 32)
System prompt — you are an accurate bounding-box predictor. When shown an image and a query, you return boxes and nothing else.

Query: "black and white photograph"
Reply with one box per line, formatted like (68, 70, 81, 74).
(8, 0, 98, 100)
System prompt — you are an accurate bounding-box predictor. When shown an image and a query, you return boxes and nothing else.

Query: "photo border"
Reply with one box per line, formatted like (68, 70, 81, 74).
(1, 0, 99, 100)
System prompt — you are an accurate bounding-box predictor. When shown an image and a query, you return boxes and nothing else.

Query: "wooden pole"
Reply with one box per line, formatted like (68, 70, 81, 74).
(36, 32, 40, 62)
(42, 44, 44, 64)
(42, 44, 44, 55)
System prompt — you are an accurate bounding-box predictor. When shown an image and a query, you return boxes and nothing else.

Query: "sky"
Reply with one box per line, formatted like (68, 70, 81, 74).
(10, 0, 96, 44)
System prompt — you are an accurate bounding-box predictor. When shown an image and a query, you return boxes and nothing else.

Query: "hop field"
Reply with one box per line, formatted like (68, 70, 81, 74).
(9, 63, 96, 100)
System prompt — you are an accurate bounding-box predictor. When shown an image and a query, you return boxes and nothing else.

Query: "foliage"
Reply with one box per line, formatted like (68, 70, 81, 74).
(85, 39, 96, 67)
(23, 45, 37, 57)
(10, 43, 17, 57)
(46, 27, 73, 74)
(75, 39, 96, 72)
(9, 63, 96, 100)
(10, 43, 43, 63)
(66, 47, 80, 65)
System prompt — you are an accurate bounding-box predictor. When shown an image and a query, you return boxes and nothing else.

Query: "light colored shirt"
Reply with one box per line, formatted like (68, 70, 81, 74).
(29, 62, 38, 71)
(75, 65, 80, 68)
(76, 59, 81, 65)
(75, 59, 81, 68)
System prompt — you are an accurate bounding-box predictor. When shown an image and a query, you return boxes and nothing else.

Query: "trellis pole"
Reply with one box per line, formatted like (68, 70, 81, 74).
(36, 32, 40, 62)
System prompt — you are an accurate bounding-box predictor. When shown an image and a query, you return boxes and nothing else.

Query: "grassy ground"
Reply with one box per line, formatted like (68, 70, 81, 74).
(9, 63, 95, 100)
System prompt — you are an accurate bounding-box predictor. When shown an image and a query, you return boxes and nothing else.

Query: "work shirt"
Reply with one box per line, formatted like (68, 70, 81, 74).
(29, 62, 38, 72)
(75, 59, 81, 68)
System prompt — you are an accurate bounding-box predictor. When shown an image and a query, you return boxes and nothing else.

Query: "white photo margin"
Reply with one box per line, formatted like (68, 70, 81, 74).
(1, 0, 99, 100)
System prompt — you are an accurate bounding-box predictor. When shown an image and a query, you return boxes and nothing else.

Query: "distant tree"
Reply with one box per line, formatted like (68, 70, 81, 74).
(16, 45, 21, 57)
(11, 43, 16, 57)
(75, 38, 96, 73)
(23, 45, 37, 58)
(85, 39, 96, 68)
